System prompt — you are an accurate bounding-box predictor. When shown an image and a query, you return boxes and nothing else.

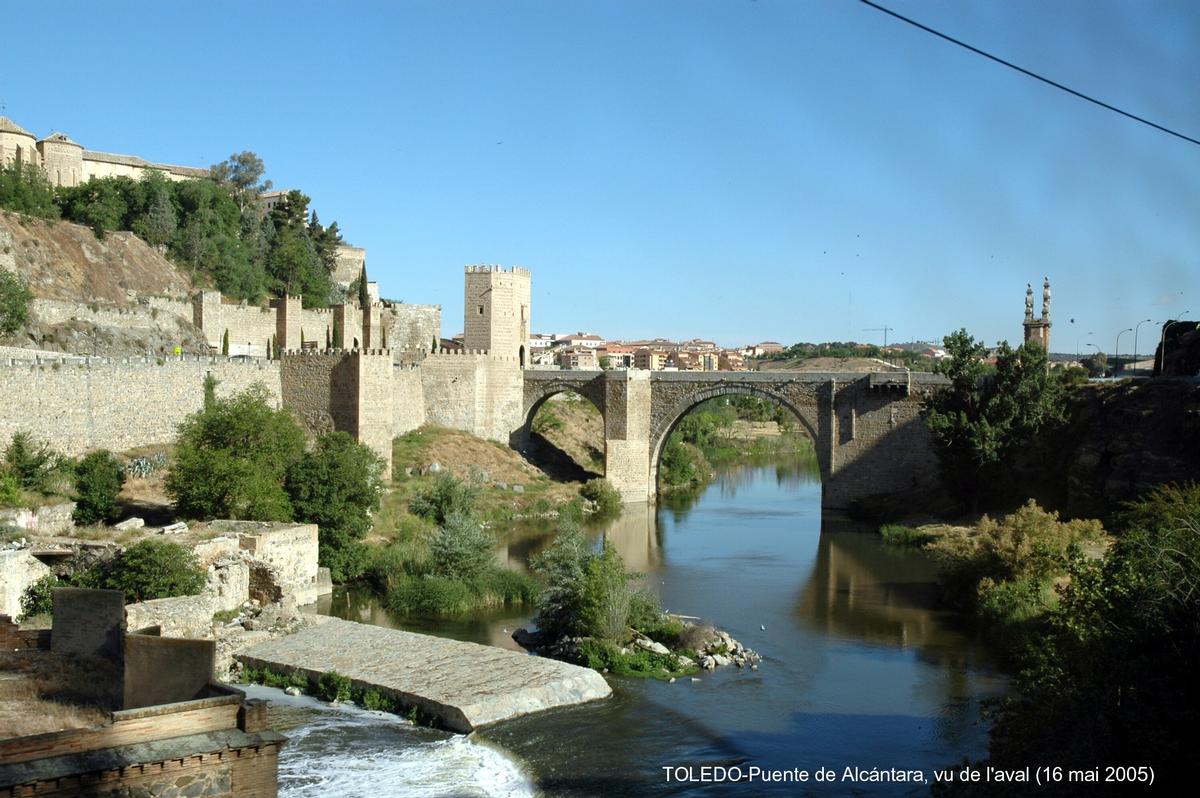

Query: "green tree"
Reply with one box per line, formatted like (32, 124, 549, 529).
(131, 171, 177, 248)
(209, 151, 271, 213)
(428, 512, 494, 582)
(56, 176, 140, 237)
(165, 385, 305, 520)
(73, 450, 125, 525)
(922, 330, 1062, 510)
(4, 432, 65, 493)
(0, 269, 33, 335)
(221, 329, 230, 356)
(285, 432, 384, 582)
(0, 158, 59, 219)
(357, 264, 369, 308)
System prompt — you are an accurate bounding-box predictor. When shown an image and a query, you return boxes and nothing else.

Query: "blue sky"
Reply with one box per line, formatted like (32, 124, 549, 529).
(3, 0, 1197, 353)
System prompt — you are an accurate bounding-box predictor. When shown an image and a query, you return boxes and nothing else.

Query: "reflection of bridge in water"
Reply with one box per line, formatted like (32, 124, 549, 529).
(793, 522, 991, 672)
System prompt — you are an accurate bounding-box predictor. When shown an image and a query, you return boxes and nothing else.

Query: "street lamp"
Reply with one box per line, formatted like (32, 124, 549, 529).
(1157, 311, 1192, 374)
(1114, 328, 1132, 376)
(1132, 318, 1153, 375)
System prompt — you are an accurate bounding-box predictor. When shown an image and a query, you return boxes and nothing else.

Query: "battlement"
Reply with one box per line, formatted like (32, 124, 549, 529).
(465, 264, 531, 276)
(0, 353, 280, 369)
(279, 348, 392, 357)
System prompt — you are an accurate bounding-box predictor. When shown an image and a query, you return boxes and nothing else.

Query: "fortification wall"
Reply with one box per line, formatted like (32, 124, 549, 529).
(356, 351, 395, 477)
(0, 356, 281, 456)
(279, 351, 356, 438)
(393, 366, 426, 434)
(419, 351, 522, 441)
(32, 297, 192, 331)
(385, 304, 441, 353)
(194, 292, 277, 356)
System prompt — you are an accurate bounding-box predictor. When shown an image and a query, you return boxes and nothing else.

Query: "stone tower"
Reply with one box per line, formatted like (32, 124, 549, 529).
(463, 265, 531, 365)
(1023, 277, 1052, 351)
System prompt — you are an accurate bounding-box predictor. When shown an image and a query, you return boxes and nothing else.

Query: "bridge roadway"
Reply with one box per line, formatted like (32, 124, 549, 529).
(236, 616, 611, 733)
(520, 368, 950, 507)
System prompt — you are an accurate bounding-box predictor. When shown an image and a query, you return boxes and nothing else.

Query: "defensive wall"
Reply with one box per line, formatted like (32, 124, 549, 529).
(0, 355, 280, 457)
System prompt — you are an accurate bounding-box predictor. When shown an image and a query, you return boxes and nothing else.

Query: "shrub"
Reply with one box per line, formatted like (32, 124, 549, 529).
(658, 441, 709, 488)
(530, 523, 592, 640)
(361, 689, 396, 712)
(104, 539, 206, 603)
(409, 473, 479, 525)
(0, 268, 33, 335)
(532, 407, 563, 434)
(0, 472, 20, 507)
(580, 478, 622, 517)
(428, 512, 494, 582)
(19, 575, 62, 621)
(581, 542, 632, 642)
(879, 523, 934, 547)
(73, 450, 125, 525)
(387, 574, 473, 615)
(166, 385, 305, 520)
(5, 432, 67, 494)
(315, 670, 352, 703)
(285, 431, 384, 583)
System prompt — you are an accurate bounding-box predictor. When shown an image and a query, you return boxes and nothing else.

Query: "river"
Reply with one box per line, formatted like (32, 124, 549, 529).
(257, 459, 1006, 797)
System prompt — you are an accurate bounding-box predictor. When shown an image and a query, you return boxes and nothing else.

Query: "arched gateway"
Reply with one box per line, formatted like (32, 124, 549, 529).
(519, 369, 949, 511)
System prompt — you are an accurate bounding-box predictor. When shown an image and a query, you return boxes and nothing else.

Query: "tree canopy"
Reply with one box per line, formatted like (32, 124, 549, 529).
(922, 329, 1063, 510)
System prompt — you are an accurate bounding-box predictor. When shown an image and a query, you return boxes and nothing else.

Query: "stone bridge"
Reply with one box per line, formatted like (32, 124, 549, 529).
(519, 369, 950, 510)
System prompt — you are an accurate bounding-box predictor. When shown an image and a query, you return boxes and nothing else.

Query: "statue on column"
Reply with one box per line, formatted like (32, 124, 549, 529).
(1025, 284, 1034, 321)
(1041, 277, 1051, 321)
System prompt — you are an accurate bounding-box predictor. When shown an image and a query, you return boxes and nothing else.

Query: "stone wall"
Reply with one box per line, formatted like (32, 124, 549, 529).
(0, 550, 52, 618)
(385, 303, 441, 353)
(392, 366, 427, 434)
(421, 351, 523, 442)
(125, 594, 216, 638)
(237, 523, 321, 606)
(194, 291, 278, 356)
(0, 356, 281, 456)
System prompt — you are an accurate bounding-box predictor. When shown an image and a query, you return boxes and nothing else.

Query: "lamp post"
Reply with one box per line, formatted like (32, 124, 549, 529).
(1158, 311, 1192, 374)
(1114, 328, 1132, 376)
(1086, 343, 1102, 377)
(1132, 318, 1153, 375)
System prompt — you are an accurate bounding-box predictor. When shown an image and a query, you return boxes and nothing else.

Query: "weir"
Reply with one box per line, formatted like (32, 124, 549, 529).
(235, 617, 611, 733)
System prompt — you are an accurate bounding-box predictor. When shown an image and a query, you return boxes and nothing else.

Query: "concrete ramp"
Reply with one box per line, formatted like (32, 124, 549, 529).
(236, 617, 610, 732)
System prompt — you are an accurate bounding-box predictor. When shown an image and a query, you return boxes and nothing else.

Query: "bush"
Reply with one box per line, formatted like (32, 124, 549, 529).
(530, 523, 591, 640)
(429, 512, 494, 582)
(285, 431, 384, 583)
(387, 574, 474, 615)
(104, 539, 206, 603)
(5, 432, 67, 494)
(879, 523, 935, 547)
(315, 670, 352, 703)
(581, 542, 632, 642)
(0, 268, 33, 335)
(0, 472, 20, 508)
(73, 450, 126, 525)
(408, 473, 479, 525)
(658, 441, 710, 489)
(579, 478, 622, 517)
(166, 385, 305, 520)
(19, 575, 61, 621)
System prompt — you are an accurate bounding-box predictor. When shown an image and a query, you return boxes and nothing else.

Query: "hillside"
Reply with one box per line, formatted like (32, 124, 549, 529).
(0, 211, 194, 303)
(0, 211, 209, 355)
(755, 356, 907, 372)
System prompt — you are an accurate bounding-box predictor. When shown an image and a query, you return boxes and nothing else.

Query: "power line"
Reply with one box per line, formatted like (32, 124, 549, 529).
(858, 0, 1200, 148)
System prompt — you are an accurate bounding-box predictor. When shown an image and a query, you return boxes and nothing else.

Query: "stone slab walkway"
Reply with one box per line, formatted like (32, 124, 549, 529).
(236, 617, 610, 732)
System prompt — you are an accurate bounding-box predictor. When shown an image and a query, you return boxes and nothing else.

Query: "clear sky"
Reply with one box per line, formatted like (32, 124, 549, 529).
(3, 0, 1197, 353)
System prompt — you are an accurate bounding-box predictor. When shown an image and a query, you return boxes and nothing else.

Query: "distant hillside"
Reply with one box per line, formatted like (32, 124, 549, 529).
(0, 211, 194, 304)
(755, 356, 907, 372)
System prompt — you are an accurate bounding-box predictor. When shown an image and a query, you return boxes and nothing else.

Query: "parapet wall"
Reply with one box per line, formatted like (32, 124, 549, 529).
(385, 303, 441, 353)
(0, 356, 281, 456)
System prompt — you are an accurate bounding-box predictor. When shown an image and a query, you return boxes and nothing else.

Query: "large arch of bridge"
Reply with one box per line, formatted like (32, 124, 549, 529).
(648, 383, 827, 490)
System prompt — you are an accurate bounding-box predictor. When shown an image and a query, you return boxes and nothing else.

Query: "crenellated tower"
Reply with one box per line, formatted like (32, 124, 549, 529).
(463, 265, 531, 366)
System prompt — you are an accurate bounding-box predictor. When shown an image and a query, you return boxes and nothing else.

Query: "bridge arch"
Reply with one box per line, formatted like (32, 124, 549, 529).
(647, 382, 828, 492)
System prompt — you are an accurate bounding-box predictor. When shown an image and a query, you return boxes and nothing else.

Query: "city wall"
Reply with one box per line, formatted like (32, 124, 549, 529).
(0, 356, 281, 456)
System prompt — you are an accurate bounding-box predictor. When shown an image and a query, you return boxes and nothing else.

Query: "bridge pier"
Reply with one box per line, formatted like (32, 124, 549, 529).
(602, 370, 654, 502)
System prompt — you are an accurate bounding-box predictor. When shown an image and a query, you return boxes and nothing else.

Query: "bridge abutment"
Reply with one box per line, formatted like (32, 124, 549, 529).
(602, 370, 654, 502)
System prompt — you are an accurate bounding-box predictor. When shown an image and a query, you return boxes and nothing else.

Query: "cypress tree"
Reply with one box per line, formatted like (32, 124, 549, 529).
(357, 264, 369, 308)
(326, 326, 331, 349)
(333, 319, 343, 349)
(221, 329, 229, 356)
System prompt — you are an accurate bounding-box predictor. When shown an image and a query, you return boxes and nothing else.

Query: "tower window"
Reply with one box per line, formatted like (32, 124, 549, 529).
(478, 305, 484, 315)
